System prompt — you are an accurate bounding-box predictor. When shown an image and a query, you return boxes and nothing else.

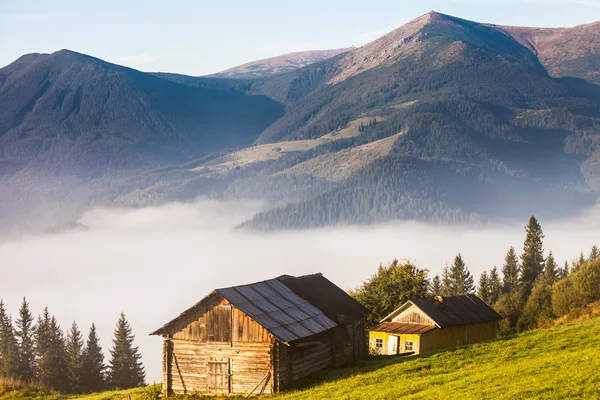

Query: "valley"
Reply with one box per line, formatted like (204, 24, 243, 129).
(1, 12, 599, 232)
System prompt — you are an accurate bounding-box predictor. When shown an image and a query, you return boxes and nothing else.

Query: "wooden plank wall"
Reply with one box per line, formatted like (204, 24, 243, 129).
(170, 298, 270, 343)
(391, 304, 435, 325)
(168, 339, 273, 395)
(278, 331, 334, 387)
(419, 321, 497, 353)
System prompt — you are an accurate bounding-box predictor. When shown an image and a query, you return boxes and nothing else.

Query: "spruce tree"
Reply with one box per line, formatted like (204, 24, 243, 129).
(429, 275, 443, 296)
(477, 271, 490, 303)
(573, 251, 586, 271)
(34, 309, 53, 388)
(590, 245, 600, 261)
(442, 254, 475, 296)
(488, 267, 502, 304)
(81, 324, 106, 393)
(560, 261, 570, 279)
(544, 251, 559, 283)
(48, 316, 69, 393)
(520, 216, 545, 295)
(0, 301, 18, 378)
(108, 313, 145, 389)
(502, 246, 520, 294)
(66, 321, 84, 393)
(15, 297, 36, 381)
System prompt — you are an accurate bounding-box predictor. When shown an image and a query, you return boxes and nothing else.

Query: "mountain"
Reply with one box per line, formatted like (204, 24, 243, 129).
(233, 13, 600, 229)
(211, 48, 352, 79)
(0, 49, 284, 177)
(2, 13, 600, 233)
(498, 21, 600, 84)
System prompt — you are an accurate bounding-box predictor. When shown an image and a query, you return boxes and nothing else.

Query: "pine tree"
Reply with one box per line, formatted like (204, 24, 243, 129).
(0, 301, 18, 378)
(34, 309, 53, 387)
(48, 316, 69, 393)
(429, 275, 443, 296)
(442, 254, 475, 296)
(66, 321, 84, 393)
(488, 267, 502, 305)
(573, 251, 586, 271)
(590, 245, 600, 261)
(108, 313, 145, 389)
(477, 271, 490, 303)
(520, 216, 545, 295)
(544, 251, 559, 283)
(502, 246, 520, 294)
(560, 261, 570, 279)
(81, 324, 106, 393)
(15, 297, 36, 381)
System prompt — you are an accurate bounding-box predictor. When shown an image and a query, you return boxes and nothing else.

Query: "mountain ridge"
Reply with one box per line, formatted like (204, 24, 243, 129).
(1, 12, 599, 232)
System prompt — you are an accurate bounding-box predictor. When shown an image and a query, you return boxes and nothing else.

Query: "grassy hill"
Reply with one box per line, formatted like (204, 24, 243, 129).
(4, 316, 599, 399)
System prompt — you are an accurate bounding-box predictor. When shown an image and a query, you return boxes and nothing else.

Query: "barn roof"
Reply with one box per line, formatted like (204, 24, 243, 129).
(277, 274, 369, 322)
(369, 322, 436, 335)
(151, 275, 346, 343)
(382, 294, 502, 328)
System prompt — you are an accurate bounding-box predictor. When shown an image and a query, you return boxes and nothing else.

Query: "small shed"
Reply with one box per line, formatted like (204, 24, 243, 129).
(151, 274, 368, 396)
(369, 295, 502, 355)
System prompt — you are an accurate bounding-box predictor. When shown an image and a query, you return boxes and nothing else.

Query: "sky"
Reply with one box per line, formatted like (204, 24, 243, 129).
(1, 0, 599, 75)
(1, 199, 599, 381)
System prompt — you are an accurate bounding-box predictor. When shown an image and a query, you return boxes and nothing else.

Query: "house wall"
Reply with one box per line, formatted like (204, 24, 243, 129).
(368, 331, 421, 355)
(278, 331, 334, 387)
(333, 317, 365, 365)
(391, 304, 435, 325)
(162, 296, 275, 396)
(419, 321, 497, 353)
(166, 339, 273, 395)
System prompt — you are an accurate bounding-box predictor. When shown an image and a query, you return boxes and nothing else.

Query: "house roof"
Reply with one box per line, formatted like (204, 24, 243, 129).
(369, 322, 436, 335)
(277, 274, 369, 322)
(151, 275, 357, 343)
(382, 294, 502, 328)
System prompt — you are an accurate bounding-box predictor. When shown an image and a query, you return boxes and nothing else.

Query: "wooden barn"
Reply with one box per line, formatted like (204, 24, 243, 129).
(151, 274, 368, 396)
(369, 295, 501, 355)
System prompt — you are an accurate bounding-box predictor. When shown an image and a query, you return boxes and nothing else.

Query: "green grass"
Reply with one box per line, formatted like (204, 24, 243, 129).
(4, 318, 600, 399)
(277, 317, 600, 399)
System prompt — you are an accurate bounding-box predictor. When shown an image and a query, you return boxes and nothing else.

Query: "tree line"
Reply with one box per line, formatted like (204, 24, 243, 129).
(0, 299, 145, 394)
(352, 215, 600, 332)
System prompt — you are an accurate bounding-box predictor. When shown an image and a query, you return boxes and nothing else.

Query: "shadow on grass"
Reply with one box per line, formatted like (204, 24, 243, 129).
(279, 354, 421, 394)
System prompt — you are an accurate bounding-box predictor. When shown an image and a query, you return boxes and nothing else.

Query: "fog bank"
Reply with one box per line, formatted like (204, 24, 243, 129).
(1, 199, 599, 382)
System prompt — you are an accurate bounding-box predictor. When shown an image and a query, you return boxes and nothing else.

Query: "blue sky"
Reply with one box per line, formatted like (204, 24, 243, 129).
(1, 0, 599, 75)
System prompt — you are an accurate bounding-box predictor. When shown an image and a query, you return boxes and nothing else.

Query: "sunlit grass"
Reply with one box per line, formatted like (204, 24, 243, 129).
(4, 317, 600, 399)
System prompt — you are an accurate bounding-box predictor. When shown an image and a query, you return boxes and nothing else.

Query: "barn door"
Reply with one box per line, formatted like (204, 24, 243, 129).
(207, 357, 231, 395)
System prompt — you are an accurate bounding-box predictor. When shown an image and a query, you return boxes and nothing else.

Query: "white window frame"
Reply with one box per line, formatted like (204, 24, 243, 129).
(375, 338, 383, 348)
(405, 340, 414, 351)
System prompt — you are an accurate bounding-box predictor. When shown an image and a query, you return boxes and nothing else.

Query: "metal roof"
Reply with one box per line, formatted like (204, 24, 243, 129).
(383, 295, 502, 328)
(277, 274, 369, 322)
(369, 322, 436, 335)
(150, 276, 341, 343)
(216, 279, 337, 343)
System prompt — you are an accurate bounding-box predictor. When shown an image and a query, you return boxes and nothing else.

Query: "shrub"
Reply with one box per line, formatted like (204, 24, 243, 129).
(552, 278, 581, 317)
(571, 258, 600, 304)
(517, 276, 553, 332)
(494, 291, 525, 336)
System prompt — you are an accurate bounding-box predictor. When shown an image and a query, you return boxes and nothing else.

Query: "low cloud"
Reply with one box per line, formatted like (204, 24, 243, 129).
(1, 199, 598, 381)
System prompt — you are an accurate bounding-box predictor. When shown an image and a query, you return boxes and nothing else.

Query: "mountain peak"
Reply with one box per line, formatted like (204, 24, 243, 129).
(213, 47, 352, 79)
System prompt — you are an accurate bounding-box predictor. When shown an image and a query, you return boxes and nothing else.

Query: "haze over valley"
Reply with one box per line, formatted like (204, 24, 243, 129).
(2, 199, 600, 381)
(1, 4, 600, 396)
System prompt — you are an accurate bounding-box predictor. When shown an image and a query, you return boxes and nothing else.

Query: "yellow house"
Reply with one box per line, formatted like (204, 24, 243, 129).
(369, 295, 502, 355)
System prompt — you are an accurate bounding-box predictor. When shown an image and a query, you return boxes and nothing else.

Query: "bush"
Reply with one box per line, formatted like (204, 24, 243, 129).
(517, 277, 553, 332)
(552, 278, 581, 317)
(571, 258, 600, 304)
(494, 291, 525, 336)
